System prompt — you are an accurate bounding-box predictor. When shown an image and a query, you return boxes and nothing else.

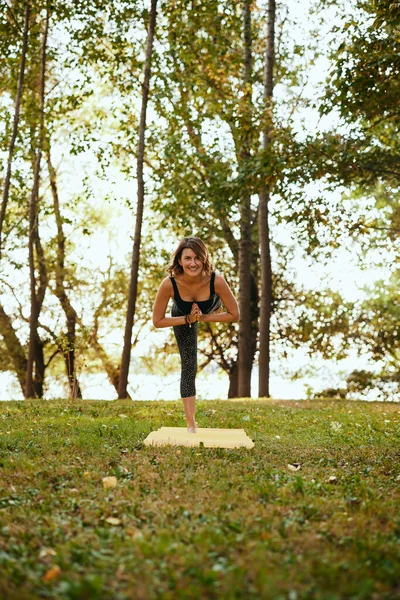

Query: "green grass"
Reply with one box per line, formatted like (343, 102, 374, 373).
(0, 398, 399, 600)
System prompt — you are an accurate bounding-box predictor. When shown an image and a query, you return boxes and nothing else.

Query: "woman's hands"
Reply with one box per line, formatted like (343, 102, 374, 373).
(188, 303, 202, 323)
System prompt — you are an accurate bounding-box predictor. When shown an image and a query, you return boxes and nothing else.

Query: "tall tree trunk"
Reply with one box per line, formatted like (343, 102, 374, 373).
(0, 3, 30, 260)
(118, 0, 158, 399)
(238, 0, 253, 398)
(33, 331, 45, 398)
(26, 10, 49, 398)
(32, 231, 48, 398)
(228, 361, 239, 398)
(47, 149, 82, 398)
(258, 0, 275, 397)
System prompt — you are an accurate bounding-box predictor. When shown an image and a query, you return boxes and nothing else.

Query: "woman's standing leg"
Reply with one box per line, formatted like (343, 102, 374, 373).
(173, 320, 198, 429)
(182, 396, 196, 429)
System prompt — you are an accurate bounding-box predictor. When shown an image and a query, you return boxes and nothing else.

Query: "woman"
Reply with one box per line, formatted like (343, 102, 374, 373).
(152, 237, 239, 433)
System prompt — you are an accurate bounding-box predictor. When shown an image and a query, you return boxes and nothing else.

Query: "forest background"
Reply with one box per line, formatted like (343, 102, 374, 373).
(0, 0, 399, 402)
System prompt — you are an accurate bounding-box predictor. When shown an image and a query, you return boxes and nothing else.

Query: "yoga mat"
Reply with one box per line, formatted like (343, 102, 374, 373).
(143, 427, 254, 449)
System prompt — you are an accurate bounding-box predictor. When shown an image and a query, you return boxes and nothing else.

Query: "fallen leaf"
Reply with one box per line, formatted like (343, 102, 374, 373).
(39, 547, 57, 559)
(102, 476, 117, 489)
(330, 421, 342, 432)
(43, 565, 61, 581)
(105, 517, 121, 526)
(287, 463, 301, 472)
(83, 471, 91, 478)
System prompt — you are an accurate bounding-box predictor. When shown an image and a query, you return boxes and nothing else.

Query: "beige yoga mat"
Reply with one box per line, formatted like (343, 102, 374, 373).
(143, 427, 254, 449)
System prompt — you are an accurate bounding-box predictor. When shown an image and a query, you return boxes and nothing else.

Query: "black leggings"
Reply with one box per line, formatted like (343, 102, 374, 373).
(172, 303, 198, 398)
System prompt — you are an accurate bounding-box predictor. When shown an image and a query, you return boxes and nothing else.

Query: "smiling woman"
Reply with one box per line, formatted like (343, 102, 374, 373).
(152, 237, 239, 432)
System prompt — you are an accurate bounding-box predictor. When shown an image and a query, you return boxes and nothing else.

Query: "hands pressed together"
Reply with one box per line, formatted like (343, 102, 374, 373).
(188, 303, 202, 324)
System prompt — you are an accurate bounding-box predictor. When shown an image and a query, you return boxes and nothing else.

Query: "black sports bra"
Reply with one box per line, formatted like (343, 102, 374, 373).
(170, 272, 222, 315)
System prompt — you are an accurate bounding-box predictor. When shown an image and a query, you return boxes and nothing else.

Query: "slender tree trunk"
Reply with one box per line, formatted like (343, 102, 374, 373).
(26, 10, 49, 398)
(258, 0, 275, 397)
(228, 361, 239, 398)
(32, 231, 48, 398)
(238, 0, 253, 398)
(0, 3, 30, 260)
(33, 332, 45, 398)
(47, 149, 82, 398)
(118, 0, 158, 399)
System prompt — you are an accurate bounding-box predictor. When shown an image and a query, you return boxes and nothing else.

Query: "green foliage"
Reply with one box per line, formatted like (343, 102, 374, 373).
(323, 0, 400, 128)
(311, 0, 400, 396)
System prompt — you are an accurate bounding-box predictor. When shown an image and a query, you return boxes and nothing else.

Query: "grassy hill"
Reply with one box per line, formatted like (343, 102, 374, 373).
(0, 398, 399, 599)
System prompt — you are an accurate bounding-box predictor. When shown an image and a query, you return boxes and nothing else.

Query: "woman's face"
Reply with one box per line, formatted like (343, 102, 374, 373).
(179, 248, 203, 277)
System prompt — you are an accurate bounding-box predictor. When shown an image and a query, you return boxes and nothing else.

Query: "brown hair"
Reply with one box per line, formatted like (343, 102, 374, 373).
(167, 237, 213, 277)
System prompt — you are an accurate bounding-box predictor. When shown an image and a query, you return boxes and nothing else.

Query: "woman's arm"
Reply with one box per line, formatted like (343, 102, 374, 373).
(152, 278, 199, 328)
(198, 274, 239, 323)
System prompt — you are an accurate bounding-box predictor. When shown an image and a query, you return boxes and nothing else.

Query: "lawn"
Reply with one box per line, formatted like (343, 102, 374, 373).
(0, 398, 399, 599)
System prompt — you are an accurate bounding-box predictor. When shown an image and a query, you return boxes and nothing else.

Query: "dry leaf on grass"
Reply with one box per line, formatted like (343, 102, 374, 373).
(105, 517, 121, 526)
(287, 463, 301, 472)
(43, 565, 61, 581)
(102, 476, 117, 489)
(39, 547, 57, 559)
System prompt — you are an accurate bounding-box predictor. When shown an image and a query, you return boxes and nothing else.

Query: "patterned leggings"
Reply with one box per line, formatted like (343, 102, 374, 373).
(172, 303, 198, 398)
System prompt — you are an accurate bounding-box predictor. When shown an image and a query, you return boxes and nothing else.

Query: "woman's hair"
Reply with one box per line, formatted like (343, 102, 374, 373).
(167, 237, 213, 277)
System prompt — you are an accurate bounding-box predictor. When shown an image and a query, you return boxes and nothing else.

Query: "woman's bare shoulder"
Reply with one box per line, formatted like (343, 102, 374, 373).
(214, 272, 227, 291)
(159, 276, 174, 295)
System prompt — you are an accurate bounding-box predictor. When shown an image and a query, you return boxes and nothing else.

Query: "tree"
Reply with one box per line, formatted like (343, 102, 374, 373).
(237, 0, 254, 398)
(150, 0, 315, 398)
(46, 145, 82, 397)
(257, 0, 275, 397)
(314, 0, 400, 397)
(0, 0, 147, 398)
(118, 0, 158, 399)
(0, 2, 30, 260)
(25, 8, 49, 398)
